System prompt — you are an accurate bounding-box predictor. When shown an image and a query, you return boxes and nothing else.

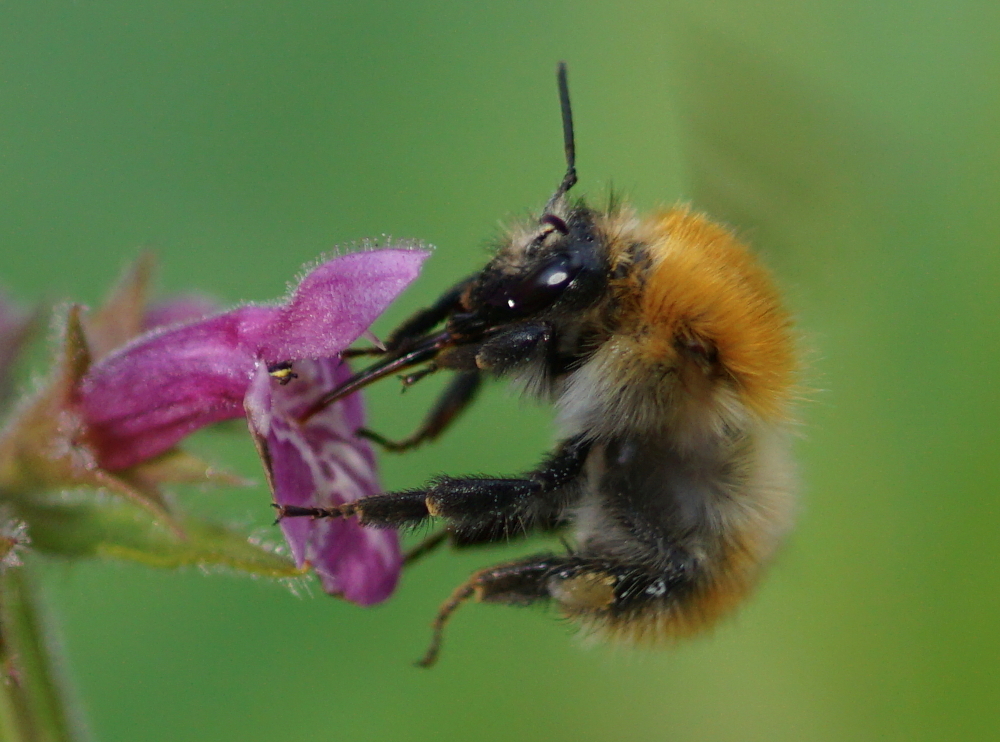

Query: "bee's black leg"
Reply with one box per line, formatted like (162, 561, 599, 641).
(417, 556, 558, 667)
(357, 371, 482, 453)
(339, 273, 474, 364)
(418, 552, 693, 667)
(473, 323, 552, 375)
(342, 436, 591, 534)
(360, 321, 550, 453)
(383, 275, 475, 351)
(277, 436, 591, 535)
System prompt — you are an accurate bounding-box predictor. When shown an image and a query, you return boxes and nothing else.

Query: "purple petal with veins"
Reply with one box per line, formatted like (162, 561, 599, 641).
(246, 359, 400, 605)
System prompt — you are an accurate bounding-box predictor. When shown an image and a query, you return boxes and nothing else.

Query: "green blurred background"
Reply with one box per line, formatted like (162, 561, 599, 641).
(2, 1, 999, 740)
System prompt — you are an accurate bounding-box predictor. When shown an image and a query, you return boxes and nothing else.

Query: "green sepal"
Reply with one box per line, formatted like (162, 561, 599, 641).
(12, 498, 302, 578)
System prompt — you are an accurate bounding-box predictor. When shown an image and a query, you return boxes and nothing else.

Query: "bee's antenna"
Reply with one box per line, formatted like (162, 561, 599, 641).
(545, 61, 577, 211)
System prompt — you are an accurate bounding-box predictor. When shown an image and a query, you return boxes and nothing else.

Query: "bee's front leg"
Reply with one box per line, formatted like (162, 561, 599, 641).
(276, 436, 591, 537)
(383, 275, 476, 351)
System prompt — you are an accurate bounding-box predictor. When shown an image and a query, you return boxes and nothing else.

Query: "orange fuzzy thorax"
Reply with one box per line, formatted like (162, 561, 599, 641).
(630, 207, 796, 422)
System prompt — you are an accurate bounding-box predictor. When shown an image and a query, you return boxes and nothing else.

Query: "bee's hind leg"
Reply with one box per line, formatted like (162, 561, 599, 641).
(418, 552, 694, 667)
(417, 555, 562, 667)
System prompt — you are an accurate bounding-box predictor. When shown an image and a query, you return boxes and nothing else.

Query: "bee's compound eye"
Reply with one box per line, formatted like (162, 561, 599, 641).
(481, 253, 580, 316)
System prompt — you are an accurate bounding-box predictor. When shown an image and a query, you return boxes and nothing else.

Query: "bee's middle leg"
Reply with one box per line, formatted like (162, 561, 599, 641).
(357, 371, 481, 453)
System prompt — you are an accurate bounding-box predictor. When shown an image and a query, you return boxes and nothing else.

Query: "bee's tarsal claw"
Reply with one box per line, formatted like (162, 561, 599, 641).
(271, 503, 351, 521)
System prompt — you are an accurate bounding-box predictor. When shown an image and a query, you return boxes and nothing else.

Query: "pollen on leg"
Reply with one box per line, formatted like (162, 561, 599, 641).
(549, 571, 616, 611)
(422, 498, 440, 517)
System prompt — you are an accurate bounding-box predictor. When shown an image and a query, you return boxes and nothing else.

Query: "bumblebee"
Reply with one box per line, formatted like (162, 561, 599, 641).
(281, 64, 797, 666)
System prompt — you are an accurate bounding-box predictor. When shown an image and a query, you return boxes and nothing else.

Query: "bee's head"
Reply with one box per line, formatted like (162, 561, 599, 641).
(308, 63, 607, 410)
(441, 62, 607, 342)
(451, 204, 607, 338)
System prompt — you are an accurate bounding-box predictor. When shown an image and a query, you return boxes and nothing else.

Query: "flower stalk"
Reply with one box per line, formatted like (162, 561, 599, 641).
(0, 564, 83, 742)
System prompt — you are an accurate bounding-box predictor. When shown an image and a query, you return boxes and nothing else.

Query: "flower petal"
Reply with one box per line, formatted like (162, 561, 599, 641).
(246, 359, 401, 605)
(255, 246, 430, 364)
(79, 307, 274, 470)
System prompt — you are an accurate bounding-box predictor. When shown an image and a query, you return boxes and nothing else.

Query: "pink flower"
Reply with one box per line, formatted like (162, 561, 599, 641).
(245, 358, 395, 605)
(76, 246, 429, 604)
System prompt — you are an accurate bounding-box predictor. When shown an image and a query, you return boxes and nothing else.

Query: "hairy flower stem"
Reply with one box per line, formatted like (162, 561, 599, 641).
(0, 565, 82, 742)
